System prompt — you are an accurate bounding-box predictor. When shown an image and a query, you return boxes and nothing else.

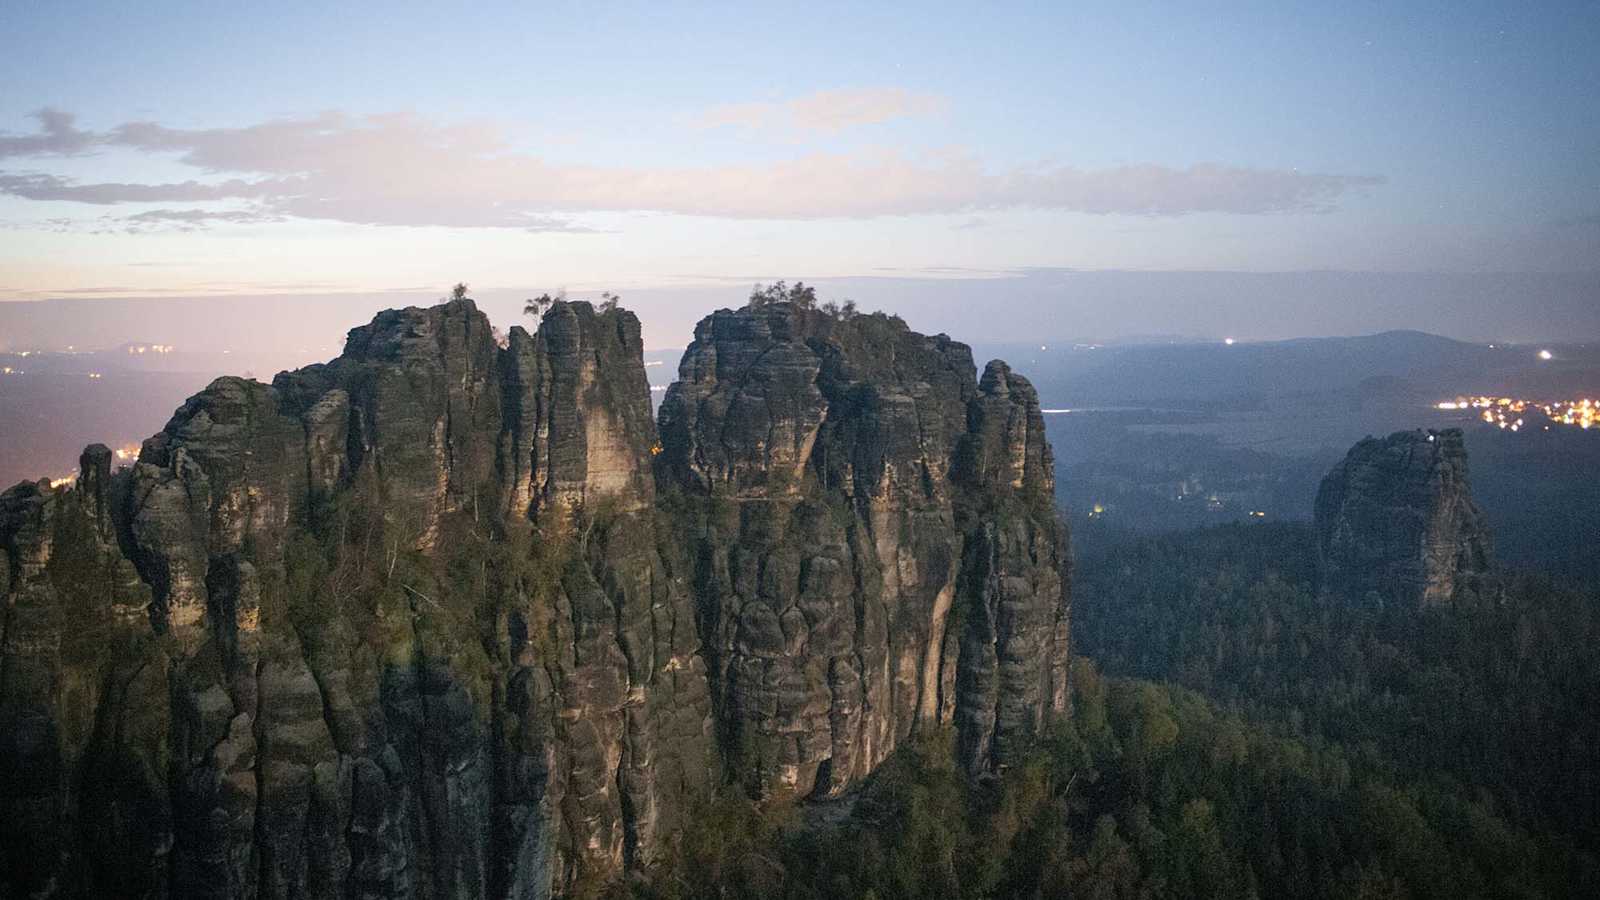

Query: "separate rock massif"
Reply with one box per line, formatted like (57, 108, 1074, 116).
(0, 297, 1070, 899)
(1314, 428, 1495, 607)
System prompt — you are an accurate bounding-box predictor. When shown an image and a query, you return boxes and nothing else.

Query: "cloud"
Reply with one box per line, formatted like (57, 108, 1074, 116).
(696, 87, 948, 134)
(0, 206, 278, 234)
(0, 108, 97, 158)
(0, 172, 276, 204)
(0, 109, 1384, 229)
(119, 208, 284, 231)
(0, 217, 81, 233)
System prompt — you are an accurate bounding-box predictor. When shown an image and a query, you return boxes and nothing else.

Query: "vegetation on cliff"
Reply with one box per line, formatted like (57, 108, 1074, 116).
(618, 434, 1600, 899)
(0, 289, 1073, 898)
(623, 652, 1593, 899)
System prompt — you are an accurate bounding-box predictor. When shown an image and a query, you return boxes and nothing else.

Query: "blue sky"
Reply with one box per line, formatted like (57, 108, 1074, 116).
(1, 1, 1596, 308)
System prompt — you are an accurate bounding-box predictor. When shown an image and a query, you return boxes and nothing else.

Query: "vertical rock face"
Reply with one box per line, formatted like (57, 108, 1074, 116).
(0, 297, 1069, 898)
(0, 451, 158, 897)
(658, 304, 1070, 797)
(1315, 428, 1495, 607)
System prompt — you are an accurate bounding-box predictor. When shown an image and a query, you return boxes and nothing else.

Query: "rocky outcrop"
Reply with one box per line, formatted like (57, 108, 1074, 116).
(658, 305, 1069, 797)
(1314, 428, 1495, 607)
(0, 447, 159, 896)
(0, 296, 1070, 898)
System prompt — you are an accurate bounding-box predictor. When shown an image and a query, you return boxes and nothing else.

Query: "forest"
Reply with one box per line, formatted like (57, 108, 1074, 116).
(615, 523, 1600, 899)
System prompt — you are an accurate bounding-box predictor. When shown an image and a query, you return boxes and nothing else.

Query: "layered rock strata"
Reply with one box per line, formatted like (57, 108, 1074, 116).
(0, 297, 1069, 898)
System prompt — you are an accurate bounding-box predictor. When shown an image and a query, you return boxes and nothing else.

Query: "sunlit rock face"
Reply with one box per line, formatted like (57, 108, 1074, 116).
(1315, 428, 1496, 607)
(0, 297, 1070, 898)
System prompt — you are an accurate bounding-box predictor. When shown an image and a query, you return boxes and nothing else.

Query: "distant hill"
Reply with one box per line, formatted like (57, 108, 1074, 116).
(979, 330, 1600, 411)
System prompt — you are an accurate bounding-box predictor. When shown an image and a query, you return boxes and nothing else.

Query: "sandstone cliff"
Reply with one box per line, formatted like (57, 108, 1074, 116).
(0, 297, 1070, 899)
(1314, 428, 1495, 607)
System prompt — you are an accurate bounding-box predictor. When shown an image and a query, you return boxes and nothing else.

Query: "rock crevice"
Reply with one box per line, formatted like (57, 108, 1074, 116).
(0, 297, 1071, 898)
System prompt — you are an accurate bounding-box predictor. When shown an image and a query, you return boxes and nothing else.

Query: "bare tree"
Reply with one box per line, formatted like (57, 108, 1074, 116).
(450, 282, 470, 301)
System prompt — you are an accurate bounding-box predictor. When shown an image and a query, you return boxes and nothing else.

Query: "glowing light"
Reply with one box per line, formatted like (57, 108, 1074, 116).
(1224, 337, 1236, 346)
(49, 474, 75, 489)
(113, 443, 140, 461)
(1446, 394, 1600, 431)
(1538, 349, 1554, 361)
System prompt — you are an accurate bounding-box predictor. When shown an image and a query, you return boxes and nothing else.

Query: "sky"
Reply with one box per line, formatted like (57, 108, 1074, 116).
(1, 1, 1597, 344)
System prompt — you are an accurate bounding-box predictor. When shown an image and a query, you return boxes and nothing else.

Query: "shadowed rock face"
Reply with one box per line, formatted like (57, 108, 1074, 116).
(1315, 428, 1495, 607)
(659, 304, 1069, 797)
(0, 297, 1070, 898)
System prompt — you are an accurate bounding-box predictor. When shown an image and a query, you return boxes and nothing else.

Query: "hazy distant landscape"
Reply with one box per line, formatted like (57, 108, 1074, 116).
(6, 3, 1600, 897)
(11, 318, 1596, 577)
(1013, 330, 1600, 579)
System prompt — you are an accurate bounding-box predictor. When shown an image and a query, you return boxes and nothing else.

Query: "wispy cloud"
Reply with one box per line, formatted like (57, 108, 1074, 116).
(0, 108, 1384, 230)
(0, 108, 97, 157)
(119, 208, 283, 231)
(696, 87, 948, 134)
(0, 173, 276, 204)
(0, 205, 277, 234)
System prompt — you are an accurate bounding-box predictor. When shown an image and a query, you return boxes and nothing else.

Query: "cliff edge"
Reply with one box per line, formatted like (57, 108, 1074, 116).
(1314, 427, 1495, 608)
(0, 296, 1070, 899)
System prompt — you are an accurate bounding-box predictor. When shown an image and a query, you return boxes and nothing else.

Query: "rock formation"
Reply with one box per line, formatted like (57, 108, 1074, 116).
(658, 304, 1069, 797)
(0, 296, 1070, 899)
(1314, 428, 1495, 607)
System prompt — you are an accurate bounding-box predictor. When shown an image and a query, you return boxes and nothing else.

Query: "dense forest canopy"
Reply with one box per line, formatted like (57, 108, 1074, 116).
(612, 522, 1600, 898)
